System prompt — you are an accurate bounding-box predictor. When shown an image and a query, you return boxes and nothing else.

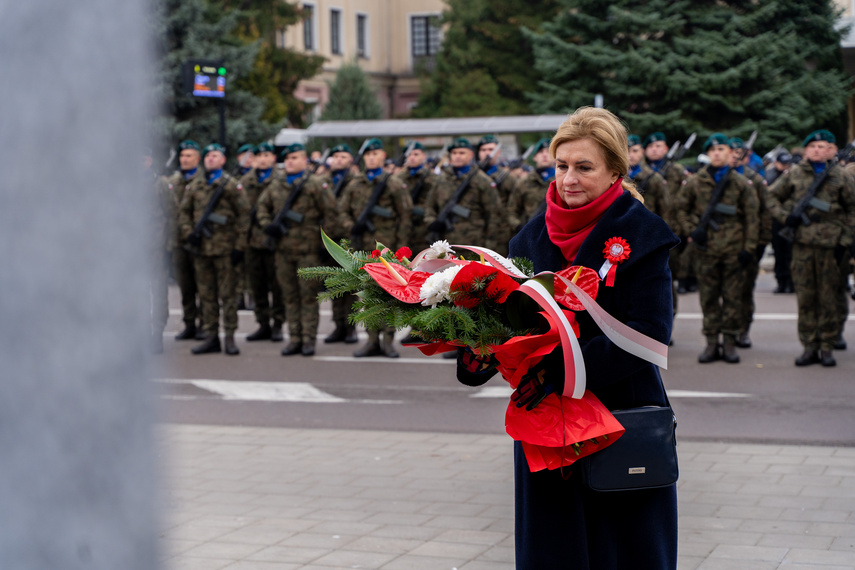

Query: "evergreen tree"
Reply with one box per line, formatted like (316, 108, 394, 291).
(525, 0, 851, 149)
(319, 60, 384, 121)
(413, 0, 561, 118)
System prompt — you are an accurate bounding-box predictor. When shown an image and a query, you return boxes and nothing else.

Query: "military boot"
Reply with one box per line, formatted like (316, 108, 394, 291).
(381, 331, 399, 359)
(301, 340, 316, 357)
(175, 324, 196, 340)
(281, 340, 303, 356)
(735, 330, 752, 349)
(820, 350, 836, 367)
(194, 326, 207, 340)
(795, 349, 820, 366)
(721, 338, 740, 364)
(697, 341, 720, 364)
(324, 324, 347, 343)
(833, 335, 847, 351)
(224, 334, 240, 355)
(400, 332, 421, 344)
(344, 324, 359, 344)
(270, 321, 284, 342)
(246, 323, 272, 341)
(191, 334, 221, 355)
(354, 330, 382, 357)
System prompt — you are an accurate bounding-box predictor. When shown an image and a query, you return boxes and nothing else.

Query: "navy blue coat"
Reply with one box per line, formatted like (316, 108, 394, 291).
(504, 191, 679, 569)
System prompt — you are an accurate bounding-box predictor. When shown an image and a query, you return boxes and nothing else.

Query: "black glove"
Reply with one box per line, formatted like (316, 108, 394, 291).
(510, 350, 564, 411)
(834, 244, 848, 265)
(230, 249, 244, 265)
(427, 220, 446, 234)
(351, 221, 367, 236)
(184, 232, 202, 247)
(785, 214, 801, 228)
(456, 347, 498, 387)
(263, 223, 284, 238)
(738, 250, 754, 267)
(689, 227, 707, 245)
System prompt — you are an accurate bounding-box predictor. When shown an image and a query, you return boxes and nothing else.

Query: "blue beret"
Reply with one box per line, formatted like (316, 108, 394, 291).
(803, 129, 836, 147)
(448, 137, 472, 151)
(202, 143, 226, 158)
(703, 133, 730, 153)
(729, 137, 744, 150)
(280, 143, 306, 158)
(478, 134, 499, 147)
(330, 143, 353, 155)
(237, 143, 255, 155)
(627, 135, 642, 148)
(255, 142, 275, 154)
(643, 132, 666, 147)
(363, 138, 384, 152)
(178, 140, 201, 152)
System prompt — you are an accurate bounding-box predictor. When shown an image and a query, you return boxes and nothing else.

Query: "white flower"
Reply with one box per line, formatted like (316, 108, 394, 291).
(419, 264, 463, 306)
(423, 240, 455, 261)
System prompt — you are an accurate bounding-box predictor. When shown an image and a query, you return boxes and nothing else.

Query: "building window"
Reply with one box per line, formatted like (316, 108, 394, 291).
(357, 14, 368, 59)
(330, 9, 341, 55)
(303, 4, 315, 51)
(411, 15, 441, 72)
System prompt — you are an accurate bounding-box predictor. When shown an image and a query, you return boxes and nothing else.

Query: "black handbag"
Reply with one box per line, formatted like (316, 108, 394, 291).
(581, 397, 678, 492)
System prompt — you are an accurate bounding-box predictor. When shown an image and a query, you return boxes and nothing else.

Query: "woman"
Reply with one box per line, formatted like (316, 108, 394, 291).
(458, 107, 679, 569)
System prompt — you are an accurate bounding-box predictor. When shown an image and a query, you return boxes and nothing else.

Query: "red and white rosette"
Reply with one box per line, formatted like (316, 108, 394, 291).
(599, 237, 630, 287)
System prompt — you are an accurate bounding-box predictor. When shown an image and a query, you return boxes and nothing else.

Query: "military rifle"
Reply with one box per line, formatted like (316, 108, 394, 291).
(310, 148, 330, 173)
(263, 174, 309, 250)
(689, 165, 731, 251)
(409, 169, 430, 219)
(638, 133, 695, 195)
(427, 143, 502, 241)
(350, 172, 394, 250)
(493, 142, 536, 188)
(183, 174, 230, 254)
(779, 137, 855, 242)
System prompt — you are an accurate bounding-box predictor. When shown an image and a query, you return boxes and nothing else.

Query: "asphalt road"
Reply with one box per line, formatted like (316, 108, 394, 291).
(153, 272, 855, 446)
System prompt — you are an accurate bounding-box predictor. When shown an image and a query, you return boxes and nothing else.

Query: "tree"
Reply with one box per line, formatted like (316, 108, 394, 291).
(413, 0, 561, 118)
(524, 0, 851, 149)
(319, 60, 384, 121)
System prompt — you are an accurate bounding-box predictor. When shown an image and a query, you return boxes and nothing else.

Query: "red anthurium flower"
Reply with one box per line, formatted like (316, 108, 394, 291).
(553, 265, 600, 311)
(362, 262, 429, 304)
(395, 247, 412, 262)
(449, 263, 498, 308)
(370, 249, 382, 258)
(485, 270, 520, 303)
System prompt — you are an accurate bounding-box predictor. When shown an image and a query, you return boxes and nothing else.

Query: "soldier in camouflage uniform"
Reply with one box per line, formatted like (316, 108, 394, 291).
(676, 133, 759, 364)
(477, 135, 515, 256)
(339, 138, 413, 358)
(233, 143, 256, 311)
(424, 137, 502, 251)
(178, 143, 251, 355)
(507, 138, 554, 236)
(394, 141, 436, 255)
(146, 152, 172, 354)
(258, 143, 339, 357)
(323, 144, 359, 344)
(767, 129, 855, 367)
(628, 134, 669, 219)
(729, 137, 773, 348)
(167, 140, 205, 340)
(239, 142, 285, 343)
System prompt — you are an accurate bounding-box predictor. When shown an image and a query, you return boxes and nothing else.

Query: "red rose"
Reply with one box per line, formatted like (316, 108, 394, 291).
(395, 247, 412, 262)
(370, 249, 382, 258)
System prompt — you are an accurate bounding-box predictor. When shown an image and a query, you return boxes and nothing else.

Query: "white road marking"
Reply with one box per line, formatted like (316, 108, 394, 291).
(471, 386, 514, 398)
(155, 378, 402, 404)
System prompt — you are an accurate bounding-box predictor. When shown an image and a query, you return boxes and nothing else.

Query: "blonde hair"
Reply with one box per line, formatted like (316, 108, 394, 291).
(549, 107, 643, 203)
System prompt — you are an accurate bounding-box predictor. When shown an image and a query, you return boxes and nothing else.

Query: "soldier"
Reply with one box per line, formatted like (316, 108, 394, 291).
(628, 134, 668, 219)
(235, 144, 255, 177)
(146, 152, 172, 354)
(178, 143, 251, 355)
(258, 143, 339, 357)
(729, 137, 772, 348)
(676, 133, 758, 364)
(507, 138, 554, 235)
(167, 140, 205, 341)
(324, 144, 359, 345)
(424, 137, 501, 251)
(339, 138, 413, 358)
(233, 143, 256, 310)
(766, 152, 795, 294)
(394, 141, 436, 255)
(768, 130, 855, 367)
(477, 135, 514, 256)
(240, 142, 285, 343)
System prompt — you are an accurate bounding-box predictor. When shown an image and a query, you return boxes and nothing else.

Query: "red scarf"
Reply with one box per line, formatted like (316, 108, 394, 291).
(545, 178, 624, 263)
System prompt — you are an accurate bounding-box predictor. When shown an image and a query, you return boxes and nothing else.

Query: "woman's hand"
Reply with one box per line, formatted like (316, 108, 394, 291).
(510, 351, 564, 411)
(459, 347, 498, 374)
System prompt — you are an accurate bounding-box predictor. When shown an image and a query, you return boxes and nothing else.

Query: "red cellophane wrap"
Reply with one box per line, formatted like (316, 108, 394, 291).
(493, 310, 625, 472)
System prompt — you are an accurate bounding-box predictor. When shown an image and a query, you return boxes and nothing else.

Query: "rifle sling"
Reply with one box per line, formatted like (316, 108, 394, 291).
(353, 173, 392, 234)
(273, 174, 309, 230)
(696, 167, 731, 233)
(194, 174, 230, 236)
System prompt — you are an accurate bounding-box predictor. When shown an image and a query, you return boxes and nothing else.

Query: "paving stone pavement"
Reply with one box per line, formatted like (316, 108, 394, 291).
(159, 424, 855, 570)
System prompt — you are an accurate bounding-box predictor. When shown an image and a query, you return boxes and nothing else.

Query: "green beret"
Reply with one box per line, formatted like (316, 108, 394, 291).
(532, 137, 551, 154)
(803, 129, 836, 147)
(729, 137, 744, 150)
(703, 133, 730, 153)
(448, 137, 472, 151)
(363, 138, 384, 152)
(330, 143, 353, 155)
(643, 132, 666, 148)
(406, 141, 425, 151)
(255, 142, 275, 154)
(279, 143, 306, 159)
(627, 135, 642, 148)
(478, 134, 499, 147)
(237, 143, 255, 155)
(202, 143, 226, 158)
(178, 140, 201, 152)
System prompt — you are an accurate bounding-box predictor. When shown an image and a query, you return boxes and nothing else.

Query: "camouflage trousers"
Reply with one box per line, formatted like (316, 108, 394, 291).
(276, 251, 321, 345)
(737, 243, 767, 333)
(694, 249, 744, 342)
(836, 253, 851, 333)
(792, 244, 843, 351)
(332, 295, 356, 327)
(246, 247, 285, 325)
(677, 240, 695, 281)
(171, 246, 198, 327)
(194, 254, 238, 335)
(150, 251, 169, 334)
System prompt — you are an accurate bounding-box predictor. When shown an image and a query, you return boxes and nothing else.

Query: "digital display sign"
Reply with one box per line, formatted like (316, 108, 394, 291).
(182, 59, 227, 99)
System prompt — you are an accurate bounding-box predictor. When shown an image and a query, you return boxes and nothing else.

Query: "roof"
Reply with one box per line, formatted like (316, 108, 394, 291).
(304, 115, 568, 138)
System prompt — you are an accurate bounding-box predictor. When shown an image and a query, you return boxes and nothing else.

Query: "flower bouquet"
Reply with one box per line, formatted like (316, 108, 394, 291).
(300, 231, 669, 472)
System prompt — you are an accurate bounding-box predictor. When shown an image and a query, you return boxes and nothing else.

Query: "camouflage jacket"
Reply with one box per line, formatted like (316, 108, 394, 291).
(632, 163, 669, 222)
(423, 166, 502, 250)
(482, 165, 517, 205)
(741, 166, 773, 245)
(240, 168, 282, 250)
(768, 161, 855, 248)
(178, 172, 251, 256)
(645, 158, 685, 235)
(338, 171, 412, 250)
(256, 172, 338, 257)
(149, 173, 173, 257)
(676, 167, 759, 256)
(166, 169, 204, 251)
(508, 169, 551, 231)
(394, 166, 436, 223)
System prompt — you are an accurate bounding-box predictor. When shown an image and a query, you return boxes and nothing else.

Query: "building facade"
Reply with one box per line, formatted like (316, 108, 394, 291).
(280, 0, 445, 120)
